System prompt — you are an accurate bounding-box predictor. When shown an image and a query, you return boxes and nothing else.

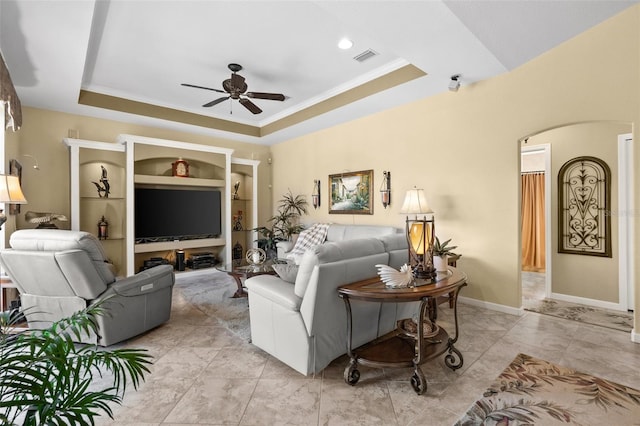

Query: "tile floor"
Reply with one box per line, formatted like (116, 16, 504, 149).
(96, 275, 640, 425)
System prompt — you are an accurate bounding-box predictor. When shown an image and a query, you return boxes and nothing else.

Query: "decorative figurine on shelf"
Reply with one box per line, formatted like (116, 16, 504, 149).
(232, 241, 243, 266)
(97, 216, 109, 240)
(233, 181, 240, 200)
(233, 210, 243, 231)
(92, 165, 110, 198)
(25, 211, 68, 229)
(172, 158, 189, 177)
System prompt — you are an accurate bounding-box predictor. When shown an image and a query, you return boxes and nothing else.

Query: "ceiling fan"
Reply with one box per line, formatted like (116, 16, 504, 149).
(181, 63, 285, 114)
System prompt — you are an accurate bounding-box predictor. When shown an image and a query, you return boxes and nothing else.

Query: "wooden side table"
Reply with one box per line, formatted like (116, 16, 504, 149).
(338, 268, 467, 394)
(1, 276, 28, 331)
(440, 254, 461, 308)
(1, 276, 18, 311)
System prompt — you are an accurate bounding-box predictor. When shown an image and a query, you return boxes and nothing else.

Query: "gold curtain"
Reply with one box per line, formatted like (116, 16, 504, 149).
(521, 172, 545, 272)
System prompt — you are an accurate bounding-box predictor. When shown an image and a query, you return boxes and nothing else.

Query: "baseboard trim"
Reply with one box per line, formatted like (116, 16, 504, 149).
(459, 296, 524, 316)
(550, 292, 626, 312)
(459, 296, 639, 345)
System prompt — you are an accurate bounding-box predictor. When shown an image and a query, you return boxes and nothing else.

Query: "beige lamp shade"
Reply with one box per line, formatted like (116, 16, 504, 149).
(0, 174, 27, 204)
(399, 187, 433, 215)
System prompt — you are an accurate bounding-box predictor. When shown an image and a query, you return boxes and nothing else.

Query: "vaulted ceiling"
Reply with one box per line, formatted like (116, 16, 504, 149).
(1, 0, 637, 145)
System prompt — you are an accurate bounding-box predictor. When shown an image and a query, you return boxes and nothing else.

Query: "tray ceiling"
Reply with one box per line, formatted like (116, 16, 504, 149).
(1, 0, 637, 145)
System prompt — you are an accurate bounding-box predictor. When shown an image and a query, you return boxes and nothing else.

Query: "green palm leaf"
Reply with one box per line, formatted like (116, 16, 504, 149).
(0, 299, 152, 424)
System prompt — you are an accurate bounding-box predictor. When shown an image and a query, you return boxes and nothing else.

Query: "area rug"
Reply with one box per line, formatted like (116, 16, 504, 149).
(522, 271, 633, 333)
(455, 353, 640, 425)
(523, 298, 633, 333)
(174, 269, 250, 341)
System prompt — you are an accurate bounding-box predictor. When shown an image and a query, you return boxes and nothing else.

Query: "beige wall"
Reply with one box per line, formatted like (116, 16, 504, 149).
(270, 6, 640, 316)
(525, 122, 630, 303)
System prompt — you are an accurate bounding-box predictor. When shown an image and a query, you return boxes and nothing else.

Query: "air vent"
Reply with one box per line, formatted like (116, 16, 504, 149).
(353, 49, 378, 62)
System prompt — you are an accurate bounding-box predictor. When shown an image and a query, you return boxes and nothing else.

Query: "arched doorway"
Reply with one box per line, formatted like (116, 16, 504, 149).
(519, 122, 633, 312)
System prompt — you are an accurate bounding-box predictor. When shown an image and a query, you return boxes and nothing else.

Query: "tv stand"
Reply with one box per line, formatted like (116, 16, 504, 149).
(134, 237, 225, 254)
(134, 234, 220, 245)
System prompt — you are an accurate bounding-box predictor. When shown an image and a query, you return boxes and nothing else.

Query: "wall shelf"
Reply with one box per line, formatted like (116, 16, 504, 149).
(134, 238, 225, 253)
(80, 196, 126, 200)
(134, 174, 224, 188)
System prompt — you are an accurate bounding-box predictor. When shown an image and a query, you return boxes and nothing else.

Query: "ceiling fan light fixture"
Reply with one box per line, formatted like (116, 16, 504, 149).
(338, 37, 354, 50)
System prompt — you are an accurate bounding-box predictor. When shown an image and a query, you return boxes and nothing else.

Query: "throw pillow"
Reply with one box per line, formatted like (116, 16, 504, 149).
(272, 263, 299, 283)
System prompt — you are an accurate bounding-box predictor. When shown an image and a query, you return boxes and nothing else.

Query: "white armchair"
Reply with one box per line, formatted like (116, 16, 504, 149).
(0, 229, 175, 346)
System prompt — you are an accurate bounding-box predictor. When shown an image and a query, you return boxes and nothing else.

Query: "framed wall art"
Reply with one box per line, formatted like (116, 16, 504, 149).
(9, 159, 22, 215)
(558, 156, 611, 257)
(328, 169, 373, 214)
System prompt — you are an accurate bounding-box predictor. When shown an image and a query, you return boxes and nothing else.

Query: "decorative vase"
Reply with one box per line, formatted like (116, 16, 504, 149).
(433, 255, 449, 272)
(232, 241, 243, 266)
(97, 216, 109, 240)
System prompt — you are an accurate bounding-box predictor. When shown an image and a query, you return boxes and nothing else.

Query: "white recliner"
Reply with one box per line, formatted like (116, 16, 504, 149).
(0, 229, 175, 346)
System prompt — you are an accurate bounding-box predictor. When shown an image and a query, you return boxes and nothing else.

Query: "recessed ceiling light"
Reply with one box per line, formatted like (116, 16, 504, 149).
(338, 38, 353, 50)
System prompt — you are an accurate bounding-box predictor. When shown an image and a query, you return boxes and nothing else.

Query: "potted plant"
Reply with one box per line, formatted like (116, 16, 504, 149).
(255, 190, 308, 258)
(0, 301, 152, 424)
(433, 237, 458, 272)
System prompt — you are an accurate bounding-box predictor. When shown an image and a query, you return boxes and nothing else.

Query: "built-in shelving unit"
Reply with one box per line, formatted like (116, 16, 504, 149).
(230, 157, 260, 266)
(63, 138, 127, 274)
(119, 134, 236, 276)
(64, 135, 260, 278)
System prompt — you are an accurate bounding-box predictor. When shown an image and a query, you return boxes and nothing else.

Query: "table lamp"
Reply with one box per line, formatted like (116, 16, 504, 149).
(0, 174, 27, 230)
(400, 187, 436, 279)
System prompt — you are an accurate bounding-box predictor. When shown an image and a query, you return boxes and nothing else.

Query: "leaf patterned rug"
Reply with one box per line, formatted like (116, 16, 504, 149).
(455, 353, 640, 425)
(523, 298, 633, 333)
(521, 271, 633, 333)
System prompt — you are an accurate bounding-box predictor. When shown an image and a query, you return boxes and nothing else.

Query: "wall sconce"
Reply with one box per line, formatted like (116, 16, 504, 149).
(312, 179, 321, 209)
(380, 171, 391, 208)
(400, 187, 436, 280)
(22, 154, 40, 170)
(0, 174, 28, 230)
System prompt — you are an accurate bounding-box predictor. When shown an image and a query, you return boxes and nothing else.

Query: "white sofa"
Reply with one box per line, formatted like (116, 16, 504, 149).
(276, 224, 401, 259)
(246, 225, 416, 376)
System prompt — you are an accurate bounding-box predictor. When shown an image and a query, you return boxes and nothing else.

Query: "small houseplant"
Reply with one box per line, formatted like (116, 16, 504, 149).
(255, 190, 308, 257)
(0, 301, 152, 425)
(433, 237, 458, 272)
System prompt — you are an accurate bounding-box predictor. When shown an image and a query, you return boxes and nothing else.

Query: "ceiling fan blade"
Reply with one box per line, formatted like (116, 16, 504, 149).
(246, 92, 285, 101)
(203, 96, 229, 107)
(181, 83, 225, 93)
(239, 98, 262, 114)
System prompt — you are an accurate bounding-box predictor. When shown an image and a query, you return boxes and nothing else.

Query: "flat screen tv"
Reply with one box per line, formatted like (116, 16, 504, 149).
(134, 187, 222, 243)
